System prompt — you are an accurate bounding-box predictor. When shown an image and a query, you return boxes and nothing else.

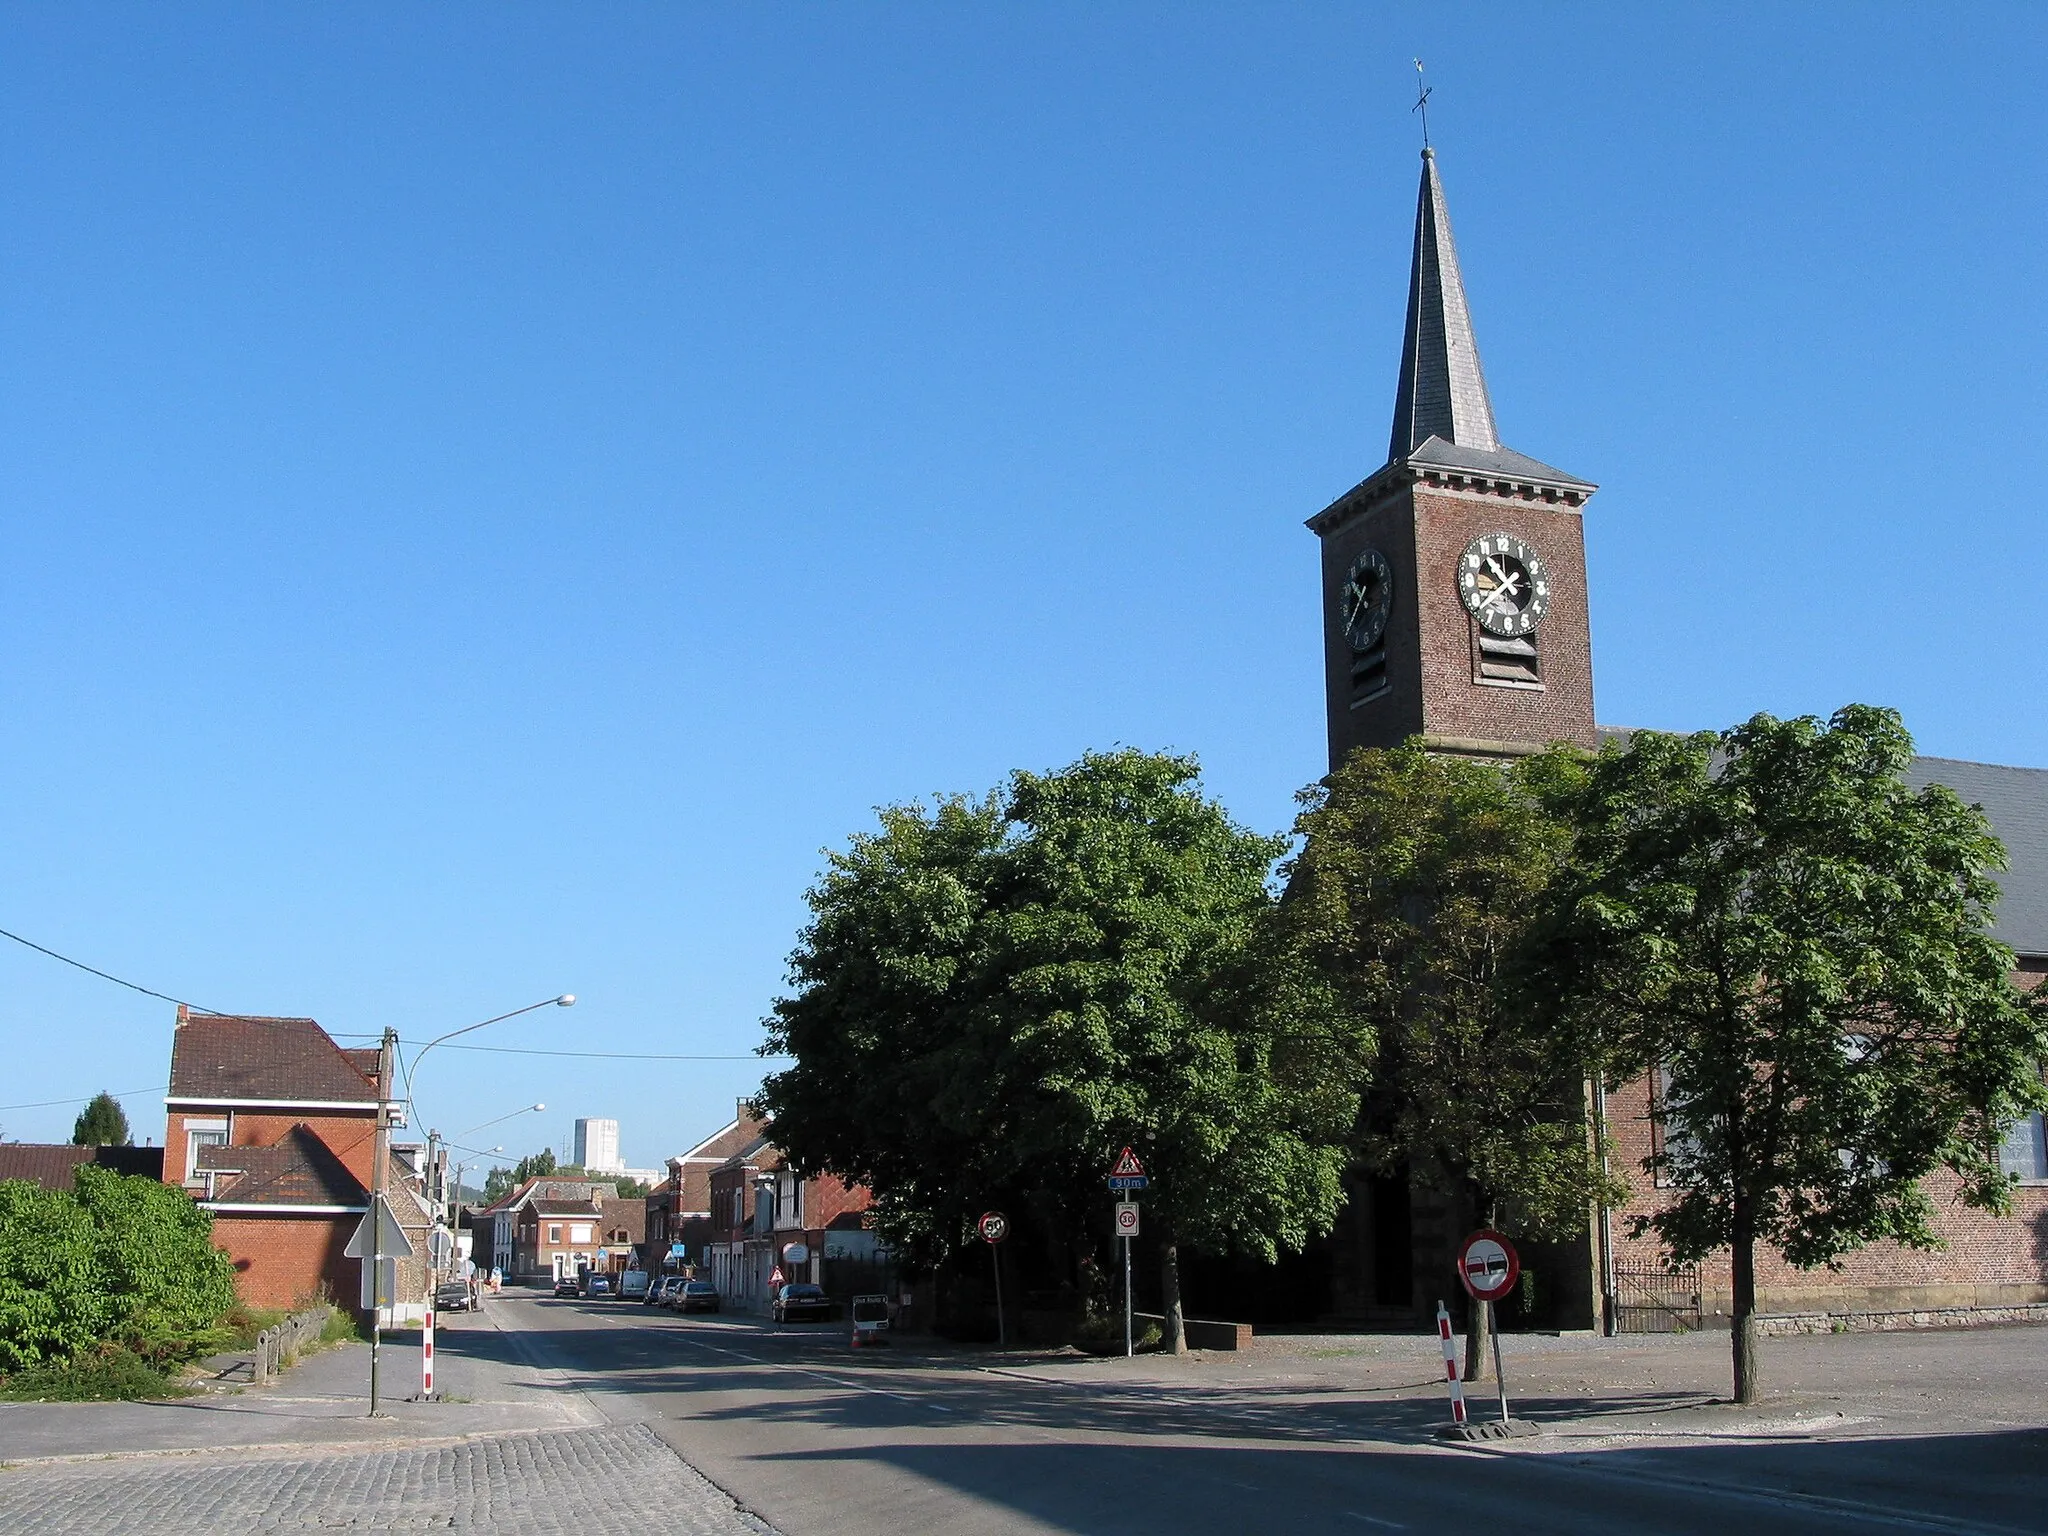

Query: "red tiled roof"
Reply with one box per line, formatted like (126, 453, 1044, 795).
(0, 1144, 166, 1190)
(199, 1126, 369, 1208)
(169, 1009, 378, 1104)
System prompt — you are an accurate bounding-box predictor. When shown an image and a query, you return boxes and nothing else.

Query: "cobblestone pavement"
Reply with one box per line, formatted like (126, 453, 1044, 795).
(0, 1424, 774, 1535)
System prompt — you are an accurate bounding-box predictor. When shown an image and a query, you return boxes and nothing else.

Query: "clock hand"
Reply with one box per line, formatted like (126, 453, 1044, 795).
(1479, 565, 1524, 614)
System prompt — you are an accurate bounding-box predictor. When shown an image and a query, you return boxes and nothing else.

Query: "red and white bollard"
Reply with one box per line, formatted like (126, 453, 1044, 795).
(420, 1303, 435, 1399)
(1435, 1301, 1467, 1428)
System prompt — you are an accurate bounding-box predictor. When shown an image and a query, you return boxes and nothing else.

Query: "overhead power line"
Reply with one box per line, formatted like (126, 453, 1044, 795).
(0, 1084, 166, 1113)
(0, 925, 226, 1015)
(435, 1044, 789, 1062)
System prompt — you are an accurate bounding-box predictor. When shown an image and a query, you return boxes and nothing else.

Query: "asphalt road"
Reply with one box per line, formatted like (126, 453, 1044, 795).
(478, 1293, 2043, 1536)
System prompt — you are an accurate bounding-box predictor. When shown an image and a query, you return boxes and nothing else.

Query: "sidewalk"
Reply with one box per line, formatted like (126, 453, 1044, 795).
(0, 1302, 598, 1464)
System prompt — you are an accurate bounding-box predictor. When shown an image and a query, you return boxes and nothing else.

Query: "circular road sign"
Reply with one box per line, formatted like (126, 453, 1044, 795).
(782, 1241, 810, 1266)
(1456, 1229, 1521, 1303)
(1113, 1203, 1140, 1238)
(977, 1211, 1009, 1245)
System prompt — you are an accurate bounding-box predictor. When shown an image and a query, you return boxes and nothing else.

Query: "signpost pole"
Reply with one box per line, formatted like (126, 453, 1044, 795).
(1123, 1235, 1132, 1358)
(991, 1241, 1005, 1350)
(369, 1027, 394, 1418)
(1488, 1299, 1509, 1423)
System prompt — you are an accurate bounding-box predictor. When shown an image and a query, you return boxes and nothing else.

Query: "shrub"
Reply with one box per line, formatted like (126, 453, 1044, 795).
(72, 1165, 238, 1364)
(0, 1345, 185, 1402)
(0, 1180, 106, 1370)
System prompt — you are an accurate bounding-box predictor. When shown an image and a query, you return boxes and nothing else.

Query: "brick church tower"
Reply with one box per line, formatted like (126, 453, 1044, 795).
(1310, 147, 1599, 770)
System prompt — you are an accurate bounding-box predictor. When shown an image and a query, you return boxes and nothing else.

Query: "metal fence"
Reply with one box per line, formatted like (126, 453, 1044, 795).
(254, 1304, 333, 1386)
(1612, 1264, 1702, 1334)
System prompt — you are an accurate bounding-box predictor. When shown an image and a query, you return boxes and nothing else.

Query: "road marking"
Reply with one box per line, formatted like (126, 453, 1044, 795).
(661, 1324, 954, 1413)
(1344, 1515, 1405, 1531)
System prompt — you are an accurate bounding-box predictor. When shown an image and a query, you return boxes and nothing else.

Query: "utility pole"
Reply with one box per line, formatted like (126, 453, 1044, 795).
(370, 1026, 394, 1417)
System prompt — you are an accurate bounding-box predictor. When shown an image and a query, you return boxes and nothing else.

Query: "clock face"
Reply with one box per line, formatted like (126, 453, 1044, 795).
(1340, 548, 1394, 652)
(1457, 533, 1550, 638)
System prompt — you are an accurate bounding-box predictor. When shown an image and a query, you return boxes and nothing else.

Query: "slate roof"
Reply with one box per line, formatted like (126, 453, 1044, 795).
(1403, 435, 1596, 494)
(1389, 148, 1499, 462)
(1594, 730, 2048, 962)
(1905, 756, 2048, 959)
(530, 1199, 604, 1218)
(198, 1125, 369, 1208)
(0, 1145, 166, 1190)
(168, 1009, 379, 1104)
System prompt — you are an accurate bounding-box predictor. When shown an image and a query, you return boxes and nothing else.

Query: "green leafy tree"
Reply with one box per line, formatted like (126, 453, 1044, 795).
(607, 1177, 653, 1199)
(482, 1166, 516, 1204)
(1280, 740, 1619, 1377)
(71, 1092, 131, 1147)
(760, 749, 1364, 1351)
(0, 1181, 104, 1371)
(72, 1165, 236, 1363)
(509, 1150, 558, 1184)
(1530, 707, 2048, 1402)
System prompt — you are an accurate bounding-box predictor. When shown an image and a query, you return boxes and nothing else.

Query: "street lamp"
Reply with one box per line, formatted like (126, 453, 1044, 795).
(457, 1103, 547, 1141)
(403, 995, 575, 1103)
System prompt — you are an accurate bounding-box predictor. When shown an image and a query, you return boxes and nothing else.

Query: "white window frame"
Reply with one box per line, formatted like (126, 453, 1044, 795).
(1998, 1110, 2048, 1184)
(183, 1118, 229, 1182)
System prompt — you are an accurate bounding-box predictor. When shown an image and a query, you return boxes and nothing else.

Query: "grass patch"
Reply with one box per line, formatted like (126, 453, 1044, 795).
(219, 1303, 291, 1351)
(0, 1347, 192, 1402)
(319, 1309, 364, 1346)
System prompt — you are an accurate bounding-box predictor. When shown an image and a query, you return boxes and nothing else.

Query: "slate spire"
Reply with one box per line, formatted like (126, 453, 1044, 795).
(1387, 147, 1500, 463)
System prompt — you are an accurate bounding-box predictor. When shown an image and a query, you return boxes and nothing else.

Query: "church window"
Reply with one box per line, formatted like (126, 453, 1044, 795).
(1473, 626, 1542, 689)
(1998, 1112, 2048, 1182)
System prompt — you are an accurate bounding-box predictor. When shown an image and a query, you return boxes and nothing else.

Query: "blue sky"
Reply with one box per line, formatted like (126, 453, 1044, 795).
(3, 5, 2044, 1162)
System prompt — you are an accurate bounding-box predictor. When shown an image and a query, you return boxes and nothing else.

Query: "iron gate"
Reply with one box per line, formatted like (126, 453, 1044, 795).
(1612, 1263, 1702, 1333)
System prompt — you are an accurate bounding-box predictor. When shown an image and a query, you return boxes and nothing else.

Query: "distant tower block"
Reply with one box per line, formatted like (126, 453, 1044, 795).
(574, 1117, 623, 1174)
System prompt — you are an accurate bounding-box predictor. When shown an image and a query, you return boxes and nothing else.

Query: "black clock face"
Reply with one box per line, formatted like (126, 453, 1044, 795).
(1457, 533, 1550, 638)
(1341, 548, 1393, 652)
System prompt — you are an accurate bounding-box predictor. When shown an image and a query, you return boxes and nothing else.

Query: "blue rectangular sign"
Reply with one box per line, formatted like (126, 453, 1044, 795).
(1107, 1175, 1148, 1190)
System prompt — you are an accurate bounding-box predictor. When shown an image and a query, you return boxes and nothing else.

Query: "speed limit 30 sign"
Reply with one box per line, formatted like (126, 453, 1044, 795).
(1113, 1202, 1140, 1238)
(1456, 1229, 1520, 1303)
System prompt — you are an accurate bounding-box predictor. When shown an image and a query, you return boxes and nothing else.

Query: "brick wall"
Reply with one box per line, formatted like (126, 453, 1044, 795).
(1605, 1042, 2048, 1318)
(164, 1107, 377, 1189)
(1320, 477, 1598, 769)
(210, 1211, 356, 1311)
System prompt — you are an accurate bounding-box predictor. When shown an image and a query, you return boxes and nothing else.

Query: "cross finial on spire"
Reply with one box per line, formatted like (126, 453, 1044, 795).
(1412, 58, 1432, 148)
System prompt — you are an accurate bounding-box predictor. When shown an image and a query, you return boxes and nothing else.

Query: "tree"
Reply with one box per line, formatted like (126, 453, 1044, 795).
(71, 1092, 131, 1147)
(1280, 740, 1619, 1378)
(759, 749, 1365, 1350)
(1531, 707, 2048, 1402)
(608, 1177, 653, 1200)
(482, 1166, 516, 1204)
(509, 1150, 557, 1183)
(0, 1180, 104, 1371)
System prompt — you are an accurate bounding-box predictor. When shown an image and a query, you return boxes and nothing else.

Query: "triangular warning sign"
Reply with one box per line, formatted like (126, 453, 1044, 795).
(1111, 1146, 1145, 1178)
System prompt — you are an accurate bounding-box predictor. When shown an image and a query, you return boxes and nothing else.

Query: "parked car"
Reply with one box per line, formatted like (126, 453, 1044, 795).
(434, 1280, 475, 1313)
(552, 1277, 580, 1298)
(659, 1276, 691, 1307)
(619, 1269, 650, 1300)
(583, 1273, 613, 1298)
(770, 1283, 833, 1323)
(676, 1280, 721, 1314)
(850, 1293, 890, 1347)
(644, 1274, 677, 1306)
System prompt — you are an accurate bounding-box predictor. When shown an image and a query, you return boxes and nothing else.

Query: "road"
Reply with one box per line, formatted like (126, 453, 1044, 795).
(481, 1291, 2045, 1535)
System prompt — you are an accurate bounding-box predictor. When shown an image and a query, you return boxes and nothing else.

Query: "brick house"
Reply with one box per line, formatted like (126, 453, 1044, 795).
(646, 1106, 767, 1270)
(161, 1006, 429, 1315)
(482, 1177, 645, 1283)
(702, 1126, 877, 1314)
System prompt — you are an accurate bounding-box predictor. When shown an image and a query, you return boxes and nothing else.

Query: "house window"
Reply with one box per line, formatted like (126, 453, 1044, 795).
(1999, 1112, 2048, 1182)
(1649, 1067, 1699, 1189)
(183, 1120, 228, 1182)
(571, 1223, 593, 1244)
(548, 1224, 562, 1244)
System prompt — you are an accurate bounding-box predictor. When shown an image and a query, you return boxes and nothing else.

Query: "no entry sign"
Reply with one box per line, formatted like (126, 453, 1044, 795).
(1456, 1229, 1520, 1303)
(978, 1211, 1009, 1244)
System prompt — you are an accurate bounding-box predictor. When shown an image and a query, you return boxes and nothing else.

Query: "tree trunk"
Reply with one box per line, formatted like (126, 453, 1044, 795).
(1463, 1292, 1491, 1382)
(1462, 1186, 1494, 1382)
(1730, 1217, 1759, 1404)
(1160, 1239, 1187, 1355)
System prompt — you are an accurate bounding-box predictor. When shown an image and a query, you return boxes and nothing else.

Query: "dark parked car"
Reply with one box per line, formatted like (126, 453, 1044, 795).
(676, 1281, 721, 1314)
(552, 1277, 580, 1298)
(770, 1283, 833, 1323)
(645, 1275, 679, 1306)
(434, 1280, 474, 1312)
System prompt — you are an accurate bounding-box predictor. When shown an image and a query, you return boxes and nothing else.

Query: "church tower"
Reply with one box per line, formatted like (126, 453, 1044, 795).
(1309, 147, 1598, 770)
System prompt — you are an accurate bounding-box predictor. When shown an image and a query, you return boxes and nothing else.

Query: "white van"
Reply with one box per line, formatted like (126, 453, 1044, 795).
(619, 1269, 651, 1300)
